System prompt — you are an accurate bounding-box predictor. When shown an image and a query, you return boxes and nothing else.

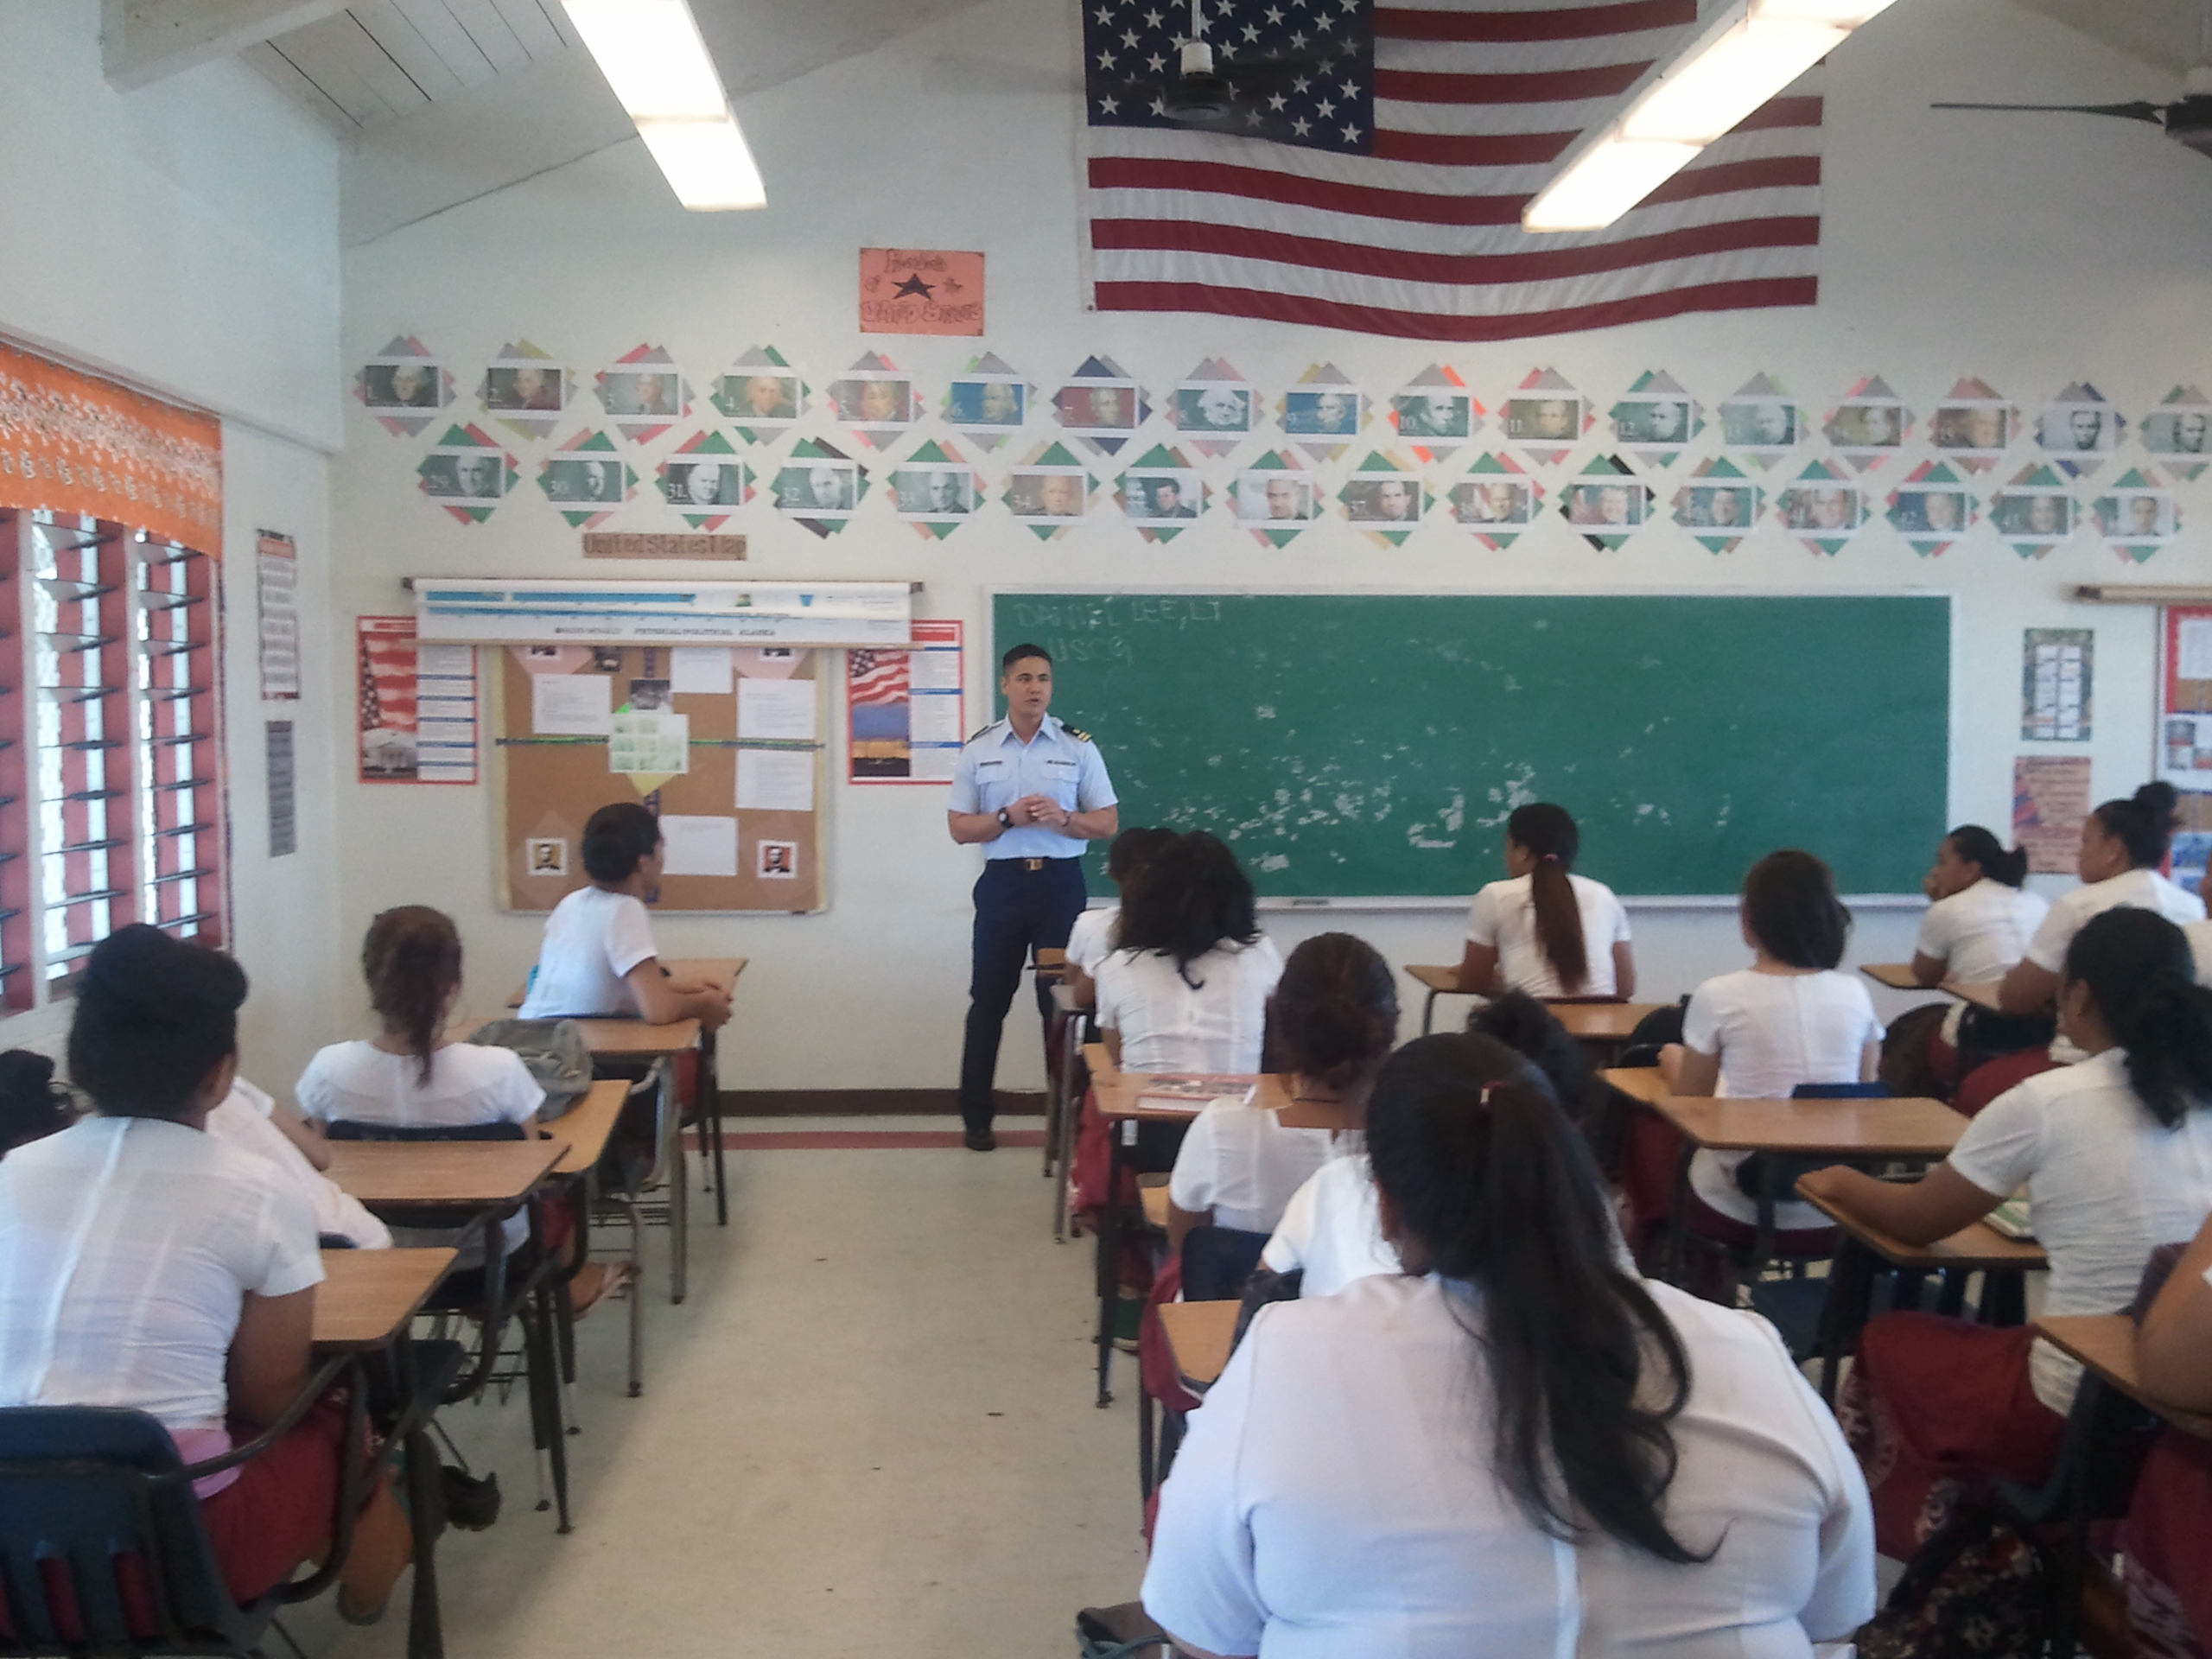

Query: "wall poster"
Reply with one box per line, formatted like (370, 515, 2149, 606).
(2158, 605, 2212, 896)
(357, 614, 480, 785)
(848, 620, 964, 784)
(256, 531, 300, 701)
(2012, 755, 2091, 876)
(2020, 627, 2090, 741)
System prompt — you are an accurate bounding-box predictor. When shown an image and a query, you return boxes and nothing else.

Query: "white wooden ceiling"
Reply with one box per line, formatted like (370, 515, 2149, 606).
(244, 1, 581, 130)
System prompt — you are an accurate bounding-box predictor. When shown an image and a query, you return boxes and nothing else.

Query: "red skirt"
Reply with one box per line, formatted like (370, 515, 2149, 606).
(1839, 1312, 2067, 1560)
(2126, 1430, 2212, 1658)
(1955, 1046, 2059, 1119)
(1617, 1106, 1836, 1281)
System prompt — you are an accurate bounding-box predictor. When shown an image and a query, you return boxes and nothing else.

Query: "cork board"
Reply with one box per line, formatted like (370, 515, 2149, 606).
(493, 644, 824, 913)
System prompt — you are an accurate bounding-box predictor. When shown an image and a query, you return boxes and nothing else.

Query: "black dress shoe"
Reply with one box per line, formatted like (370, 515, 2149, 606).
(963, 1126, 997, 1152)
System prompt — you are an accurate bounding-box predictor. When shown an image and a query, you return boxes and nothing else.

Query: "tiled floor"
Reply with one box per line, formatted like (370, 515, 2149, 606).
(285, 1135, 1141, 1657)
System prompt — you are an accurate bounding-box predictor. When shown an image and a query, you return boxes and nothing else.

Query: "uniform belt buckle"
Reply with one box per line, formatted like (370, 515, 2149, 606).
(1022, 858, 1046, 872)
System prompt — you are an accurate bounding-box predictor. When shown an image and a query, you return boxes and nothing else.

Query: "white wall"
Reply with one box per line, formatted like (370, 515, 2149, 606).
(0, 3, 346, 1090)
(334, 0, 2212, 1090)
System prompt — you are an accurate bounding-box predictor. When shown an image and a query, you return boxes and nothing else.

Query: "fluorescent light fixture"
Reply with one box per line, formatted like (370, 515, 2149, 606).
(563, 0, 766, 210)
(1523, 0, 1899, 232)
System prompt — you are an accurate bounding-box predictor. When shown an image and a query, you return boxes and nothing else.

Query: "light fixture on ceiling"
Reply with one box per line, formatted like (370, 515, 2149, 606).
(1522, 0, 1899, 232)
(562, 0, 766, 210)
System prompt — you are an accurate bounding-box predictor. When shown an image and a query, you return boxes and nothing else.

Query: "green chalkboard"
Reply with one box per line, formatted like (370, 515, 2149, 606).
(991, 593, 1950, 898)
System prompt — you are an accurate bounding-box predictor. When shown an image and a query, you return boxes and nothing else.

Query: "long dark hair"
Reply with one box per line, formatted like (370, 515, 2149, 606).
(1116, 830, 1262, 988)
(67, 925, 247, 1120)
(2092, 781, 2181, 870)
(1364, 1033, 1713, 1564)
(1270, 932, 1397, 1091)
(1467, 991, 1593, 1122)
(1508, 803, 1588, 993)
(364, 906, 462, 1086)
(2064, 908, 2212, 1129)
(1740, 849, 1851, 970)
(1105, 824, 1176, 887)
(1946, 824, 2030, 888)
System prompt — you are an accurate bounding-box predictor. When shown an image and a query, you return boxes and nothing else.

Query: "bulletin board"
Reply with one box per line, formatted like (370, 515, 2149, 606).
(493, 643, 824, 913)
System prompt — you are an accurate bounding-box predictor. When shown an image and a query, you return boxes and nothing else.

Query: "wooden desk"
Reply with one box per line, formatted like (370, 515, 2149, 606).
(505, 957, 747, 1009)
(540, 1078, 629, 1176)
(1551, 1001, 1667, 1050)
(1406, 963, 1471, 1034)
(1648, 1093, 1964, 1159)
(2037, 1315, 2212, 1441)
(327, 1140, 565, 1210)
(1860, 963, 2006, 1012)
(1158, 1300, 1238, 1390)
(314, 1248, 456, 1351)
(1601, 1065, 1669, 1105)
(1034, 946, 1066, 981)
(1796, 1184, 2047, 1402)
(1140, 1178, 1170, 1231)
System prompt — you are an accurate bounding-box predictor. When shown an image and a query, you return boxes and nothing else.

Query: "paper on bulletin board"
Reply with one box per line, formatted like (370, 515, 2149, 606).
(848, 620, 964, 784)
(671, 646, 734, 696)
(658, 813, 738, 877)
(737, 747, 814, 811)
(2021, 628, 2091, 741)
(2156, 606, 2212, 897)
(610, 709, 689, 775)
(738, 676, 817, 741)
(533, 672, 612, 735)
(2012, 755, 2092, 875)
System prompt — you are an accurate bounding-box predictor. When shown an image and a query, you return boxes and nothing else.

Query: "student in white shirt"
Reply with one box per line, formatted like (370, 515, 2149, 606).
(1802, 907, 2212, 1560)
(0, 926, 410, 1622)
(1146, 1032, 1874, 1658)
(1457, 802, 1635, 999)
(1263, 993, 1598, 1299)
(1062, 825, 1175, 1009)
(518, 801, 732, 1030)
(1910, 824, 2047, 988)
(1657, 850, 1882, 1238)
(2133, 1208, 2212, 1648)
(1095, 832, 1283, 1075)
(298, 906, 545, 1258)
(1166, 933, 1395, 1251)
(208, 1077, 391, 1251)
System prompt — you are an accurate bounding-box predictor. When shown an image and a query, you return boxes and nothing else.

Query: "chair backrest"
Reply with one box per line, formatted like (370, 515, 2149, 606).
(322, 1119, 526, 1142)
(1181, 1225, 1270, 1303)
(0, 1407, 254, 1652)
(1790, 1082, 1892, 1099)
(1616, 998, 1688, 1069)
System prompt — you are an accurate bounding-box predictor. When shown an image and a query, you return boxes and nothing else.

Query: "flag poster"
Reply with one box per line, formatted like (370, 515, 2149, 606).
(848, 620, 963, 784)
(1079, 0, 1821, 340)
(357, 615, 480, 785)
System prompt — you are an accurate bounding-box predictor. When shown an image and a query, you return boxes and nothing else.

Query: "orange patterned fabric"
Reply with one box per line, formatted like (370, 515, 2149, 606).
(0, 340, 222, 554)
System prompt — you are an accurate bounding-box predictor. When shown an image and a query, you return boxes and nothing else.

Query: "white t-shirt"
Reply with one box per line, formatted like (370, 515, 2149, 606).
(1065, 905, 1120, 977)
(2189, 918, 2212, 989)
(1143, 1274, 1874, 1659)
(1464, 872, 1633, 998)
(1261, 1152, 1399, 1296)
(207, 1077, 391, 1251)
(518, 885, 660, 1018)
(1915, 879, 2050, 985)
(1681, 969, 1884, 1229)
(0, 1116, 324, 1436)
(1949, 1048, 2212, 1414)
(296, 1041, 544, 1250)
(1095, 937, 1285, 1074)
(1168, 1097, 1335, 1236)
(2023, 868, 2205, 975)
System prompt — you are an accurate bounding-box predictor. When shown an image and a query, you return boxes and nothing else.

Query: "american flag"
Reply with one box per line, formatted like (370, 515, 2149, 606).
(847, 649, 910, 706)
(1081, 0, 1821, 340)
(359, 621, 416, 734)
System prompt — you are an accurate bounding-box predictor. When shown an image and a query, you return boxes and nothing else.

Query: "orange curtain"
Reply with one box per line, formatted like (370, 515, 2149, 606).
(0, 339, 223, 555)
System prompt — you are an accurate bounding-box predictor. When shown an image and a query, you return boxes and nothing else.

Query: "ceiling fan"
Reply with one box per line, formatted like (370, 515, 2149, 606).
(1140, 0, 1339, 127)
(1932, 5, 2212, 157)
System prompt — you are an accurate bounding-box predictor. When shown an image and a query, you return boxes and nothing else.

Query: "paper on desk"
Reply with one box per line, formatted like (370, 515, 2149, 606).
(658, 813, 739, 877)
(737, 747, 814, 811)
(739, 677, 817, 741)
(609, 709, 690, 774)
(534, 673, 612, 735)
(671, 646, 734, 697)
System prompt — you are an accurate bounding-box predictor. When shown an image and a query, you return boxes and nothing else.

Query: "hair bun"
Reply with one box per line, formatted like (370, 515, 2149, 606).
(2135, 780, 2181, 826)
(82, 925, 247, 1019)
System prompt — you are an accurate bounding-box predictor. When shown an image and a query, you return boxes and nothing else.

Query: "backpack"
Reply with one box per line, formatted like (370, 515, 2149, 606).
(1853, 1506, 2052, 1658)
(465, 1017, 594, 1119)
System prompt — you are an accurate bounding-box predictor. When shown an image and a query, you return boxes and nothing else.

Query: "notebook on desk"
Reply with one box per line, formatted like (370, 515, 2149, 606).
(1138, 1074, 1256, 1110)
(1986, 1194, 2035, 1241)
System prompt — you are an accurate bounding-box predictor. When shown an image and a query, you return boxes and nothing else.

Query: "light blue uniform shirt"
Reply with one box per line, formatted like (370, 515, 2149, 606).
(948, 714, 1117, 861)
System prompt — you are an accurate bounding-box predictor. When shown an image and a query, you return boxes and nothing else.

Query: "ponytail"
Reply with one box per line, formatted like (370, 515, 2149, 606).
(1365, 1033, 1713, 1566)
(2091, 781, 2182, 870)
(1508, 803, 1588, 993)
(2063, 907, 2212, 1128)
(1946, 824, 2030, 888)
(362, 906, 463, 1087)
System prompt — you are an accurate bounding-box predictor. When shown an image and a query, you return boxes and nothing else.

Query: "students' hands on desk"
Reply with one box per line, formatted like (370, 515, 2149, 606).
(1795, 1162, 2001, 1248)
(626, 959, 732, 1032)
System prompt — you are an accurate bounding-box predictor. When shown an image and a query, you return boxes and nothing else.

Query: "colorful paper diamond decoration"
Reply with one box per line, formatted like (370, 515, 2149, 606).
(417, 423, 516, 524)
(1717, 374, 1802, 471)
(1171, 359, 1259, 461)
(479, 340, 569, 442)
(1234, 449, 1319, 548)
(1052, 356, 1149, 458)
(1821, 374, 1912, 474)
(2035, 382, 2123, 479)
(358, 335, 451, 436)
(1280, 364, 1365, 463)
(1775, 459, 1866, 556)
(538, 429, 634, 528)
(1990, 463, 2078, 559)
(1885, 460, 1976, 557)
(944, 353, 1031, 454)
(1338, 451, 1425, 548)
(1558, 455, 1650, 550)
(709, 346, 806, 447)
(1004, 441, 1092, 542)
(2140, 385, 2211, 482)
(824, 352, 919, 450)
(1117, 443, 1208, 543)
(659, 431, 749, 531)
(1389, 365, 1478, 466)
(595, 346, 689, 444)
(1672, 457, 1763, 555)
(1611, 372, 1701, 473)
(769, 437, 868, 538)
(1448, 452, 1542, 551)
(2091, 465, 2178, 565)
(1501, 369, 1592, 467)
(1927, 378, 2016, 474)
(888, 440, 980, 540)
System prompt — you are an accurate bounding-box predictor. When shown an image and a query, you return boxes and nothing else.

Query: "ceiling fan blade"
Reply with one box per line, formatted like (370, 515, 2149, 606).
(1930, 99, 2164, 124)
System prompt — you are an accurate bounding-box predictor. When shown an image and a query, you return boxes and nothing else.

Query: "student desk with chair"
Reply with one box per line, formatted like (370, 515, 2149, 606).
(1793, 1184, 2047, 1404)
(1859, 962, 2006, 1012)
(325, 1137, 582, 1533)
(537, 1078, 647, 1396)
(1157, 1298, 1239, 1393)
(314, 1246, 456, 1659)
(1599, 1066, 1968, 1290)
(1402, 963, 1665, 1057)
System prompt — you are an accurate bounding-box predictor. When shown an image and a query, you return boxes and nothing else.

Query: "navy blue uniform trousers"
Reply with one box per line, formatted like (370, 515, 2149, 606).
(959, 856, 1086, 1131)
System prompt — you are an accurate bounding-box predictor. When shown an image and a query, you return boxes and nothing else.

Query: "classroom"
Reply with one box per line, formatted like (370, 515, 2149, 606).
(5, 0, 2212, 1652)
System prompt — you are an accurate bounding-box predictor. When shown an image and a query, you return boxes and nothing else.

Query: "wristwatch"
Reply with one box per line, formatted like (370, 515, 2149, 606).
(997, 807, 1014, 829)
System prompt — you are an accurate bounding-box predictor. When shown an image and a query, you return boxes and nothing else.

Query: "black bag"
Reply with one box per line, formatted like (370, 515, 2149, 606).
(1075, 1603, 1175, 1657)
(1853, 1506, 2052, 1658)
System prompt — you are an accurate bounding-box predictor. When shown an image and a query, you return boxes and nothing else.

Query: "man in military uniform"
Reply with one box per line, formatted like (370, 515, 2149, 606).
(947, 644, 1118, 1150)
